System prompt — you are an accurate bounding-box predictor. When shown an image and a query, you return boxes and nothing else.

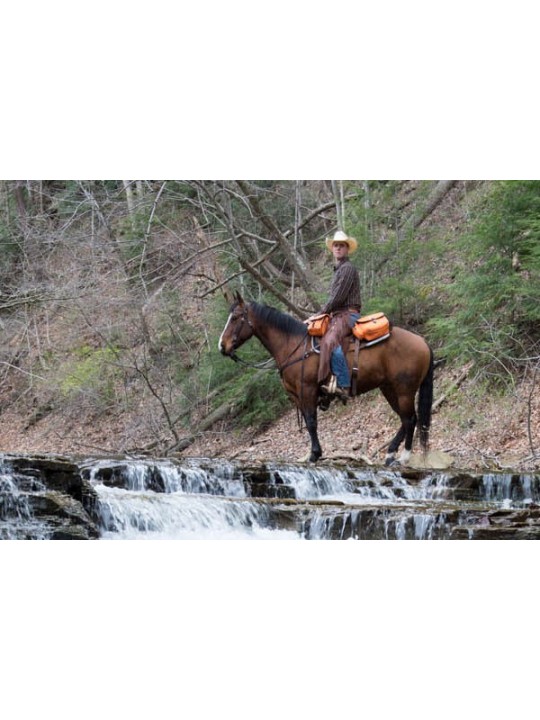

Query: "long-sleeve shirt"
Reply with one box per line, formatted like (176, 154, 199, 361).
(321, 258, 361, 314)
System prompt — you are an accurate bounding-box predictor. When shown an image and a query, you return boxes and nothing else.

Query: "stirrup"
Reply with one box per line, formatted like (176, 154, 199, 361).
(321, 375, 337, 395)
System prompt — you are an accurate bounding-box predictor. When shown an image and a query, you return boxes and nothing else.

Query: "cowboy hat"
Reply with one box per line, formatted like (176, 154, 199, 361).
(325, 230, 358, 254)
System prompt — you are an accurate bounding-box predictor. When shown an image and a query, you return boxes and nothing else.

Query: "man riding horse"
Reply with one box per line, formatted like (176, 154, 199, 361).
(306, 230, 361, 404)
(218, 228, 433, 464)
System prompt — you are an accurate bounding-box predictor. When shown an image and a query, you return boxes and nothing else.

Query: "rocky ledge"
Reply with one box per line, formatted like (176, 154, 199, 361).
(1, 453, 540, 540)
(1, 454, 100, 540)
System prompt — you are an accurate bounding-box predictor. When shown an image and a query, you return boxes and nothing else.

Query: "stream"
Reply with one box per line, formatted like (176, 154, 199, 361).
(1, 453, 539, 539)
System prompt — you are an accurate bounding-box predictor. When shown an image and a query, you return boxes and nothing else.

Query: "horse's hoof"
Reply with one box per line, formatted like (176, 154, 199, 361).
(298, 453, 322, 462)
(318, 396, 332, 411)
(384, 454, 397, 467)
(398, 450, 411, 466)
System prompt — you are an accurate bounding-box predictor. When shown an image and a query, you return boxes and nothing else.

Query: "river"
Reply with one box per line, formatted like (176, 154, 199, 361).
(1, 453, 539, 539)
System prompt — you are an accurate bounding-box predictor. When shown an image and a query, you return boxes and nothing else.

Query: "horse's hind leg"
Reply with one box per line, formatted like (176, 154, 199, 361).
(381, 387, 417, 466)
(385, 416, 416, 466)
(385, 425, 405, 466)
(399, 413, 417, 464)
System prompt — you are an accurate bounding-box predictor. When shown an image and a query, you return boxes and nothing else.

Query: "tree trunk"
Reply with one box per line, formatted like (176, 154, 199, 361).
(123, 180, 136, 229)
(403, 180, 458, 231)
(235, 181, 324, 307)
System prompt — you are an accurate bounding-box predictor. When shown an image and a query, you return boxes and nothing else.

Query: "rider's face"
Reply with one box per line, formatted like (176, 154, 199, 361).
(332, 242, 349, 260)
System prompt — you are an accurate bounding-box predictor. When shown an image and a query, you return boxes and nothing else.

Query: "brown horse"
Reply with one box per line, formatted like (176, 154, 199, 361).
(218, 294, 434, 464)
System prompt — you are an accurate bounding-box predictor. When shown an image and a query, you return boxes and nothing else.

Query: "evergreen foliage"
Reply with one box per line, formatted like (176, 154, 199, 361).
(346, 182, 446, 324)
(195, 300, 291, 429)
(428, 181, 540, 377)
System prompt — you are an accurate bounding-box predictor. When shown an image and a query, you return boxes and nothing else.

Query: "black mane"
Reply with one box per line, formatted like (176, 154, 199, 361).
(250, 302, 307, 337)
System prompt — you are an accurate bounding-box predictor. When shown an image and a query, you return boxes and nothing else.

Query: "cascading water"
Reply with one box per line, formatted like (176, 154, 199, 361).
(95, 488, 295, 540)
(85, 458, 296, 539)
(1, 453, 539, 539)
(0, 460, 51, 539)
(81, 458, 540, 540)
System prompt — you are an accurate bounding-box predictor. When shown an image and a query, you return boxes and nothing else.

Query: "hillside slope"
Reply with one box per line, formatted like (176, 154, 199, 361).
(0, 180, 538, 470)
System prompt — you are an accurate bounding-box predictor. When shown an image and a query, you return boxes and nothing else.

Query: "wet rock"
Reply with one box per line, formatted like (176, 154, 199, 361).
(400, 469, 426, 481)
(468, 525, 540, 540)
(2, 454, 540, 540)
(407, 451, 455, 470)
(451, 505, 540, 539)
(1, 454, 100, 539)
(241, 466, 272, 484)
(245, 482, 296, 499)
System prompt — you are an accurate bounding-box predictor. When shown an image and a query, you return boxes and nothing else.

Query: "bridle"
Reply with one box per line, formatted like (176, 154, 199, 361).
(225, 303, 316, 373)
(227, 305, 258, 365)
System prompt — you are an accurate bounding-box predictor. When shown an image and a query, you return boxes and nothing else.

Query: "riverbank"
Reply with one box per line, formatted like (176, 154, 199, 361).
(0, 365, 538, 472)
(183, 368, 540, 472)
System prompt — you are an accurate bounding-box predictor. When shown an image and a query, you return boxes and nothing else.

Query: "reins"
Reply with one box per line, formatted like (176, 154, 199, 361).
(228, 307, 277, 369)
(229, 353, 276, 370)
(225, 304, 317, 434)
(230, 335, 315, 373)
(229, 306, 316, 374)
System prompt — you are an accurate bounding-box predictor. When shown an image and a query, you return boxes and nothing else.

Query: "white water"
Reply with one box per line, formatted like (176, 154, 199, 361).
(91, 461, 425, 540)
(85, 459, 540, 540)
(95, 485, 296, 540)
(85, 458, 247, 496)
(0, 463, 49, 539)
(2, 455, 538, 540)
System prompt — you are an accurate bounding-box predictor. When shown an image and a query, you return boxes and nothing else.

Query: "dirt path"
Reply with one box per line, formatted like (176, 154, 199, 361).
(1, 366, 538, 472)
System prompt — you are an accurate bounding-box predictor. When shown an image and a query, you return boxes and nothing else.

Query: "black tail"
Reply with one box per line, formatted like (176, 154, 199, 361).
(418, 347, 434, 450)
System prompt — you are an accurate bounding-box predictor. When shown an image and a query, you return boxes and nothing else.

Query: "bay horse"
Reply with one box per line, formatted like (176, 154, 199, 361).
(218, 293, 434, 465)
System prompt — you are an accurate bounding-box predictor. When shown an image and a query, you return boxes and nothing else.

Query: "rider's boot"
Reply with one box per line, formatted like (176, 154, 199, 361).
(319, 375, 349, 409)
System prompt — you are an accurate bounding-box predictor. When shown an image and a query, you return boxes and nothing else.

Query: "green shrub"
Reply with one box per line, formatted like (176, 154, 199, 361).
(192, 299, 293, 430)
(428, 181, 540, 378)
(59, 346, 120, 407)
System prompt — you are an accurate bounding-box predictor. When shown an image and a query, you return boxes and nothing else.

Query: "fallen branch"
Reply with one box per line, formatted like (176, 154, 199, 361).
(527, 359, 540, 458)
(401, 180, 458, 231)
(432, 363, 473, 412)
(517, 453, 540, 467)
(166, 399, 242, 454)
(460, 438, 501, 469)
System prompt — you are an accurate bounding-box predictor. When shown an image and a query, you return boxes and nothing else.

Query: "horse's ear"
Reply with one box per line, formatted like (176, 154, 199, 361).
(223, 287, 234, 305)
(235, 291, 244, 306)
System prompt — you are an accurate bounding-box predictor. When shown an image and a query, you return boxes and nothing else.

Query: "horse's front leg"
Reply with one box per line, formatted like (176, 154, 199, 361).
(283, 367, 322, 463)
(302, 406, 322, 462)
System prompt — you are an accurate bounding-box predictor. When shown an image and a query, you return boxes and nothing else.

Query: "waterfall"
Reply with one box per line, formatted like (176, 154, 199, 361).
(84, 458, 247, 496)
(1, 454, 539, 539)
(94, 486, 295, 540)
(0, 460, 50, 539)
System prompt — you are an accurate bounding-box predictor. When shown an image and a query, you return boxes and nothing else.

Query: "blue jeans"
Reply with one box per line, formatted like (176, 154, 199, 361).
(331, 346, 350, 387)
(330, 312, 360, 387)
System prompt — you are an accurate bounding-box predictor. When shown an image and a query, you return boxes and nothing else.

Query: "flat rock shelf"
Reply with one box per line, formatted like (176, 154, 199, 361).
(1, 453, 539, 540)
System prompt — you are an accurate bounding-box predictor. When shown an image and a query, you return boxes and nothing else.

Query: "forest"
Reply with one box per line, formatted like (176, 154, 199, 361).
(0, 180, 538, 468)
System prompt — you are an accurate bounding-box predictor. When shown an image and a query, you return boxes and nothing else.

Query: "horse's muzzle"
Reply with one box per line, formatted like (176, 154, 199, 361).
(219, 343, 237, 359)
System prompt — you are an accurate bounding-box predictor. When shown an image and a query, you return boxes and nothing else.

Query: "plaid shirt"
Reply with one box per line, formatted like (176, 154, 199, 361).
(321, 258, 361, 314)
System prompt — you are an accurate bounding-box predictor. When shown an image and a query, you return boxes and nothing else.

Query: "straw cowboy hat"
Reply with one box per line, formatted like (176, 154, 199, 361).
(325, 230, 358, 254)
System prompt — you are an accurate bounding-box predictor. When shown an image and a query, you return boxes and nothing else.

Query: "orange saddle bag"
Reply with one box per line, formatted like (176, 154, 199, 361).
(353, 312, 390, 342)
(306, 313, 330, 337)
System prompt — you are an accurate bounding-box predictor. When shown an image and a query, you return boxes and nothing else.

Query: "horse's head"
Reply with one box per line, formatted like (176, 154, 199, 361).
(218, 292, 254, 358)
